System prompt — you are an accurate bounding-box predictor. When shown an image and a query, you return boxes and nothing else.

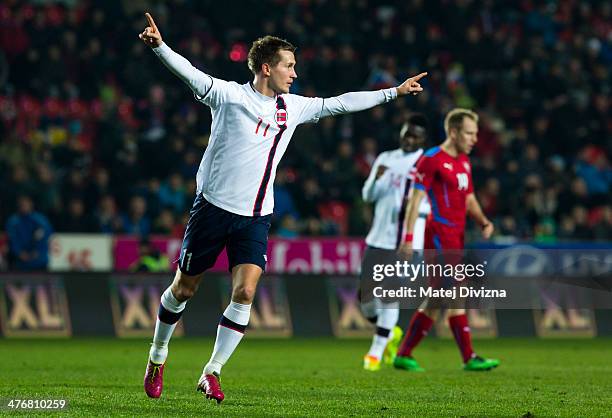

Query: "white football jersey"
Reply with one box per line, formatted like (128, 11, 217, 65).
(362, 148, 431, 250)
(153, 43, 397, 217)
(196, 80, 325, 216)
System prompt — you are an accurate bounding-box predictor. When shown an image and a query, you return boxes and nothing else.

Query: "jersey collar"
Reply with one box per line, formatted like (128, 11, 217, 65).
(248, 82, 277, 102)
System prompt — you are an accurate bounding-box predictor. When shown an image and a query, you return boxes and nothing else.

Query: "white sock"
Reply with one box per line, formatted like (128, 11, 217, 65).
(378, 303, 399, 330)
(203, 301, 251, 376)
(149, 287, 186, 364)
(367, 304, 399, 359)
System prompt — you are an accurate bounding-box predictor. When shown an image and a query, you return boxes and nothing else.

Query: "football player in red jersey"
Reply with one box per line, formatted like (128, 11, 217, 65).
(396, 108, 499, 372)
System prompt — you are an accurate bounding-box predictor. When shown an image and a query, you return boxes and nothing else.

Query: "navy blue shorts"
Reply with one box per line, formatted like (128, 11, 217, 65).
(178, 194, 272, 275)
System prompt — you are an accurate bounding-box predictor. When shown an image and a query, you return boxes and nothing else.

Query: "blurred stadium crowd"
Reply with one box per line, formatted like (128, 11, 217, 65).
(1, 0, 610, 254)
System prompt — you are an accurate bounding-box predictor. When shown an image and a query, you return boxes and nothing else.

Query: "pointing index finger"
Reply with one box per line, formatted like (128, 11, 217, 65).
(411, 72, 428, 81)
(145, 12, 158, 32)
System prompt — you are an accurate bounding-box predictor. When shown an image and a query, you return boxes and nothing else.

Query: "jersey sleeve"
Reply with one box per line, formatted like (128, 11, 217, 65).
(287, 87, 397, 125)
(152, 42, 235, 109)
(320, 88, 397, 118)
(286, 94, 325, 125)
(362, 153, 390, 202)
(414, 155, 436, 192)
(195, 77, 237, 109)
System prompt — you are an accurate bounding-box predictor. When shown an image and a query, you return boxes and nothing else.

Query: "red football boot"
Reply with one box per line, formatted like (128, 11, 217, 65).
(197, 372, 225, 404)
(144, 360, 165, 398)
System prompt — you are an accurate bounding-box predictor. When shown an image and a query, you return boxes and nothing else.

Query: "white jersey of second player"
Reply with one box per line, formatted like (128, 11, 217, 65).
(362, 148, 431, 250)
(153, 43, 397, 217)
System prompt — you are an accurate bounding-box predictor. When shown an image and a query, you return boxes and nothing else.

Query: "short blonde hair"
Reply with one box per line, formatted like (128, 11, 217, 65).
(444, 108, 479, 135)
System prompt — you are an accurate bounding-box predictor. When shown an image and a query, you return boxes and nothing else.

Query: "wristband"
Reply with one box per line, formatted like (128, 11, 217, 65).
(404, 233, 413, 243)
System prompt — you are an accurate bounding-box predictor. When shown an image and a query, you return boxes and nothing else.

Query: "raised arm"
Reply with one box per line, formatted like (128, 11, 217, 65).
(362, 155, 390, 203)
(320, 72, 427, 118)
(139, 12, 212, 99)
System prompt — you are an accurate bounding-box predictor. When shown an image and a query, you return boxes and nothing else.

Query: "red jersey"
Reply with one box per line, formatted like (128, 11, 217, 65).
(414, 146, 473, 244)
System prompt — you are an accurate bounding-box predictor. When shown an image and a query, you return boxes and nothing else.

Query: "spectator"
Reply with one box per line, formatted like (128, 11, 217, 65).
(152, 208, 179, 236)
(144, 177, 162, 219)
(534, 216, 556, 244)
(593, 207, 612, 241)
(275, 215, 299, 239)
(35, 162, 61, 216)
(122, 196, 151, 236)
(95, 195, 123, 233)
(56, 197, 98, 232)
(557, 215, 577, 241)
(85, 168, 112, 208)
(0, 1, 609, 242)
(273, 168, 299, 222)
(6, 195, 53, 271)
(130, 237, 169, 272)
(477, 178, 500, 218)
(5, 166, 38, 216)
(575, 146, 611, 198)
(571, 206, 594, 240)
(294, 178, 323, 220)
(354, 137, 378, 178)
(558, 178, 592, 214)
(158, 173, 186, 215)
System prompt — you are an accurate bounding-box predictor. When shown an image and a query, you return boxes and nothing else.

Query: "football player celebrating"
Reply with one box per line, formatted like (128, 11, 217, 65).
(139, 12, 427, 402)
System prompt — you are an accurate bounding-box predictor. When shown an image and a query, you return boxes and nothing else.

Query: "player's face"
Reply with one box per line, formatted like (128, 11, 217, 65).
(269, 50, 297, 94)
(399, 123, 427, 152)
(453, 118, 478, 154)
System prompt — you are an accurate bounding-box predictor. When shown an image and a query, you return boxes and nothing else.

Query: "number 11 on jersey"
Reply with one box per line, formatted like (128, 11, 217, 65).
(255, 117, 270, 137)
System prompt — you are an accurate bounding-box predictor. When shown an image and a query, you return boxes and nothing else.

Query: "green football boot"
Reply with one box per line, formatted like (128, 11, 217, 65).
(463, 355, 500, 371)
(383, 326, 403, 365)
(393, 355, 425, 372)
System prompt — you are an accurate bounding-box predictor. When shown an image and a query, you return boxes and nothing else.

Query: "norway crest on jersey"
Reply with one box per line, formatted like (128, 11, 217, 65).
(275, 108, 288, 126)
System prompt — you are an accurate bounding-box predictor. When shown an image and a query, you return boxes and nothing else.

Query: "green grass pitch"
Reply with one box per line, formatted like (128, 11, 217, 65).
(1, 337, 611, 417)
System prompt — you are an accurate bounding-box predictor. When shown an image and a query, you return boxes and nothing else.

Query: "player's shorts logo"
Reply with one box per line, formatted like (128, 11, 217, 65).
(275, 109, 288, 126)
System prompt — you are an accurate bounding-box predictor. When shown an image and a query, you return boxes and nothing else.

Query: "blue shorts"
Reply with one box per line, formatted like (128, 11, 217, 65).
(178, 194, 272, 275)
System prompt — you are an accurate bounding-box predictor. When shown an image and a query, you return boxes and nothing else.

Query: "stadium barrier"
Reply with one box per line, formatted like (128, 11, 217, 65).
(1, 272, 611, 338)
(1, 234, 610, 338)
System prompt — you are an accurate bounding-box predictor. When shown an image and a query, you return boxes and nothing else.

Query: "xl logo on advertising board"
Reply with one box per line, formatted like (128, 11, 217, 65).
(533, 309, 596, 338)
(109, 275, 184, 338)
(219, 276, 292, 337)
(0, 276, 71, 337)
(328, 277, 372, 337)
